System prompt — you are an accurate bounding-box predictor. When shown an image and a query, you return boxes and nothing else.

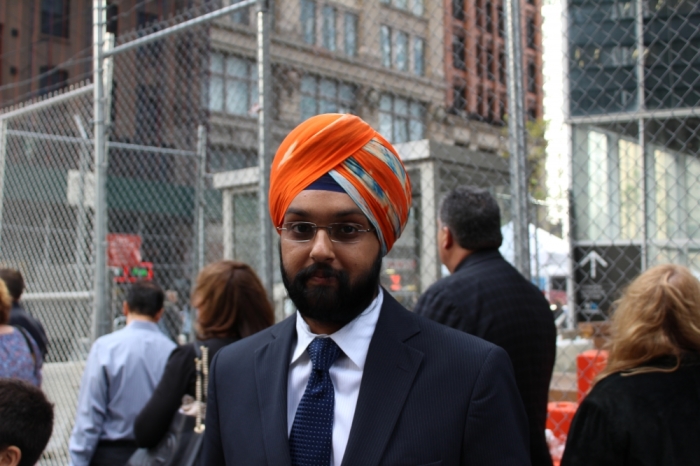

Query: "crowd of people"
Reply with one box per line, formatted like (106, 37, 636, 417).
(1, 114, 699, 466)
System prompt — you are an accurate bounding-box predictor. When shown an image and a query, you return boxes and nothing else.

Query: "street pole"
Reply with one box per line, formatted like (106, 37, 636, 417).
(257, 0, 274, 303)
(505, 0, 531, 280)
(92, 0, 110, 341)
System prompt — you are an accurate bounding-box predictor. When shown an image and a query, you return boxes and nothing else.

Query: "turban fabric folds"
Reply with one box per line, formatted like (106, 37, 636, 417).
(269, 114, 412, 255)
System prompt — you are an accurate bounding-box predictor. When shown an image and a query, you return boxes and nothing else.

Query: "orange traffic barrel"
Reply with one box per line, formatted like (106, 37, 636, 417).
(577, 349, 608, 401)
(546, 401, 578, 441)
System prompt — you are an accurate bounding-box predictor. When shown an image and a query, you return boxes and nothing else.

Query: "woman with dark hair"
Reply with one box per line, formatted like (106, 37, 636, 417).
(562, 264, 700, 466)
(133, 260, 274, 447)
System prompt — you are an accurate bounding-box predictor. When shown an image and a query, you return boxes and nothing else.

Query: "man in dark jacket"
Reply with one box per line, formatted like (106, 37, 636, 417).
(0, 269, 49, 360)
(414, 186, 556, 466)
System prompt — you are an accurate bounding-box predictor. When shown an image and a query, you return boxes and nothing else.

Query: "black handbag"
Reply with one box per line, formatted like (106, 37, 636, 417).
(126, 344, 209, 466)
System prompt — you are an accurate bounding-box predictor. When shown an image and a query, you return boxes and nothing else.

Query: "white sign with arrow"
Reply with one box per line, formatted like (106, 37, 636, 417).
(580, 251, 608, 279)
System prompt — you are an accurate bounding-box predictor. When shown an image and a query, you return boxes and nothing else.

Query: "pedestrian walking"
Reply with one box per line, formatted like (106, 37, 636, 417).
(0, 268, 49, 360)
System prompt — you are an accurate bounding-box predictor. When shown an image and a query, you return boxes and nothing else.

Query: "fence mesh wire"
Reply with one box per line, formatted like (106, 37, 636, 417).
(1, 0, 698, 462)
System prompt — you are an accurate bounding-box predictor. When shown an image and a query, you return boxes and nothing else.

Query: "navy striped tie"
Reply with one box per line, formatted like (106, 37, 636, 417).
(289, 337, 341, 466)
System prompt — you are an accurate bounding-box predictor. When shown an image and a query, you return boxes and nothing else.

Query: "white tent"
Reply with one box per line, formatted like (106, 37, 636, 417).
(499, 222, 569, 278)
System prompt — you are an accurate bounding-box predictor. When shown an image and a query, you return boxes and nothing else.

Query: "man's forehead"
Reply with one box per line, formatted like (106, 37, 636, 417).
(285, 190, 365, 219)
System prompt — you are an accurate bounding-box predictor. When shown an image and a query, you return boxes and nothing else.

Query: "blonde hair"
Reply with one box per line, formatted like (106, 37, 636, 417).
(599, 264, 700, 380)
(0, 279, 13, 325)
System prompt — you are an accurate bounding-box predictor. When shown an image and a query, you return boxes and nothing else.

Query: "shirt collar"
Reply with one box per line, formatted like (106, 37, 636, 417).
(127, 320, 161, 332)
(291, 288, 383, 370)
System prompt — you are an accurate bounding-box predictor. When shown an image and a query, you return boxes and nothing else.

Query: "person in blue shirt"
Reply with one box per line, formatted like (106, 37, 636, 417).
(69, 281, 176, 466)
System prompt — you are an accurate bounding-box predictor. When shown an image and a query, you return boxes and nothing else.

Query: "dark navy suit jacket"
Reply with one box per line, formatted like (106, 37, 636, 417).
(201, 290, 530, 466)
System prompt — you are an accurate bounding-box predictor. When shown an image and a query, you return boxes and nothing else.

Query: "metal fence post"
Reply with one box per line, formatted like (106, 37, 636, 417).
(257, 0, 274, 301)
(73, 115, 90, 294)
(0, 120, 6, 258)
(505, 0, 531, 280)
(92, 0, 110, 341)
(194, 125, 207, 276)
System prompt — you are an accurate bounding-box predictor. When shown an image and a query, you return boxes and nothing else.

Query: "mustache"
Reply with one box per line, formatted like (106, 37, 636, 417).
(295, 262, 344, 282)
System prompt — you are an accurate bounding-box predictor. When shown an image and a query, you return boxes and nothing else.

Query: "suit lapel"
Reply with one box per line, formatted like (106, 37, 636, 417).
(254, 316, 296, 466)
(341, 292, 424, 466)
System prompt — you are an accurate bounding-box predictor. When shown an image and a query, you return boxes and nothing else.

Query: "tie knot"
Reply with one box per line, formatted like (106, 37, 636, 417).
(308, 337, 341, 372)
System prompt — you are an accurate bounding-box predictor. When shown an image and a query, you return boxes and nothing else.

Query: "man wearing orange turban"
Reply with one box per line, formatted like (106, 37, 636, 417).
(202, 114, 530, 466)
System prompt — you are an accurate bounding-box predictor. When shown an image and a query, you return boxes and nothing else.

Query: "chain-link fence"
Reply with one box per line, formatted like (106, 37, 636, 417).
(2, 0, 697, 462)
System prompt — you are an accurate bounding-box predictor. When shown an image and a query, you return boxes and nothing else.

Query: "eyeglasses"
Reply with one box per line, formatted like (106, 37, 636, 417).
(277, 222, 375, 244)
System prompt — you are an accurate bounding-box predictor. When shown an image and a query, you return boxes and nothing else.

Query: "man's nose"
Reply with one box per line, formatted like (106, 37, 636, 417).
(309, 228, 335, 262)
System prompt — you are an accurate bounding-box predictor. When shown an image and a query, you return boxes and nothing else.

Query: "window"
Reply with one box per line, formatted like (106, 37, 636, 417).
(452, 85, 466, 111)
(499, 97, 506, 121)
(137, 12, 161, 58)
(497, 4, 504, 37)
(41, 0, 70, 38)
(452, 35, 466, 70)
(208, 53, 258, 116)
(486, 43, 495, 81)
(300, 76, 356, 121)
(527, 17, 536, 49)
(395, 31, 409, 71)
(106, 1, 118, 34)
(499, 50, 506, 84)
(477, 41, 484, 77)
(227, 0, 250, 25)
(413, 37, 425, 76)
(487, 93, 495, 122)
(381, 26, 392, 68)
(379, 94, 425, 144)
(135, 85, 161, 144)
(528, 60, 536, 92)
(322, 6, 336, 51)
(301, 0, 316, 45)
(476, 0, 484, 31)
(412, 0, 424, 16)
(344, 13, 358, 57)
(209, 146, 257, 172)
(39, 67, 68, 95)
(452, 0, 465, 20)
(485, 0, 492, 33)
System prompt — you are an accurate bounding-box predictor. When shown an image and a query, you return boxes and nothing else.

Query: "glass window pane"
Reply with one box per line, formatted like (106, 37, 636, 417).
(227, 56, 248, 78)
(226, 79, 249, 115)
(250, 62, 259, 105)
(320, 99, 337, 113)
(379, 112, 393, 141)
(587, 131, 609, 239)
(209, 76, 224, 111)
(339, 84, 355, 101)
(301, 75, 316, 93)
(410, 101, 424, 118)
(618, 139, 642, 240)
(409, 118, 424, 141)
(322, 6, 336, 51)
(344, 13, 358, 57)
(380, 26, 392, 68)
(395, 97, 408, 115)
(380, 94, 392, 111)
(301, 96, 317, 120)
(396, 31, 409, 71)
(412, 0, 424, 16)
(413, 37, 425, 76)
(394, 117, 408, 143)
(210, 53, 224, 73)
(301, 0, 316, 45)
(320, 79, 337, 98)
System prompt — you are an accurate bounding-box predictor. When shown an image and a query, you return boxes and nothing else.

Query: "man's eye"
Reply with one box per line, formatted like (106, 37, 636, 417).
(291, 223, 314, 233)
(337, 224, 359, 234)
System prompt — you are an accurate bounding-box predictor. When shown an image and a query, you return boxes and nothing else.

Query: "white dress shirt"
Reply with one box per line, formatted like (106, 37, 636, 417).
(287, 288, 383, 466)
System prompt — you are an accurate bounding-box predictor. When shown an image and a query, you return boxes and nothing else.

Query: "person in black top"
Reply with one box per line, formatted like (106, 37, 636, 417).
(562, 264, 700, 466)
(0, 269, 49, 360)
(133, 260, 275, 448)
(413, 186, 556, 466)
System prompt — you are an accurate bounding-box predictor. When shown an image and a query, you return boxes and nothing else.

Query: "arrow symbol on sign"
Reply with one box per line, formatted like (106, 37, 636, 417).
(580, 251, 608, 279)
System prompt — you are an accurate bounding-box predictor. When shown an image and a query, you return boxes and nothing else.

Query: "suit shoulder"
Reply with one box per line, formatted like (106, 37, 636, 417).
(411, 309, 499, 355)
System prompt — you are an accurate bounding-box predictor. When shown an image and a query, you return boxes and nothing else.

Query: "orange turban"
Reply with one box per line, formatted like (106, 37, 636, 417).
(269, 114, 412, 255)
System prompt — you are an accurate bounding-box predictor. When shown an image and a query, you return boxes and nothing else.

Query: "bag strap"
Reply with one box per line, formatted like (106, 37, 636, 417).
(193, 342, 209, 433)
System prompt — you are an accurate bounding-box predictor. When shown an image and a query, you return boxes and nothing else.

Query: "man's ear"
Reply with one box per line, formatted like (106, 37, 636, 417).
(442, 226, 454, 250)
(153, 307, 165, 322)
(0, 446, 22, 466)
(122, 301, 129, 317)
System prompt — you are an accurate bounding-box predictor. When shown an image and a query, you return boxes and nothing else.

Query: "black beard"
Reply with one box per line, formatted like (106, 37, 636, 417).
(281, 249, 382, 328)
